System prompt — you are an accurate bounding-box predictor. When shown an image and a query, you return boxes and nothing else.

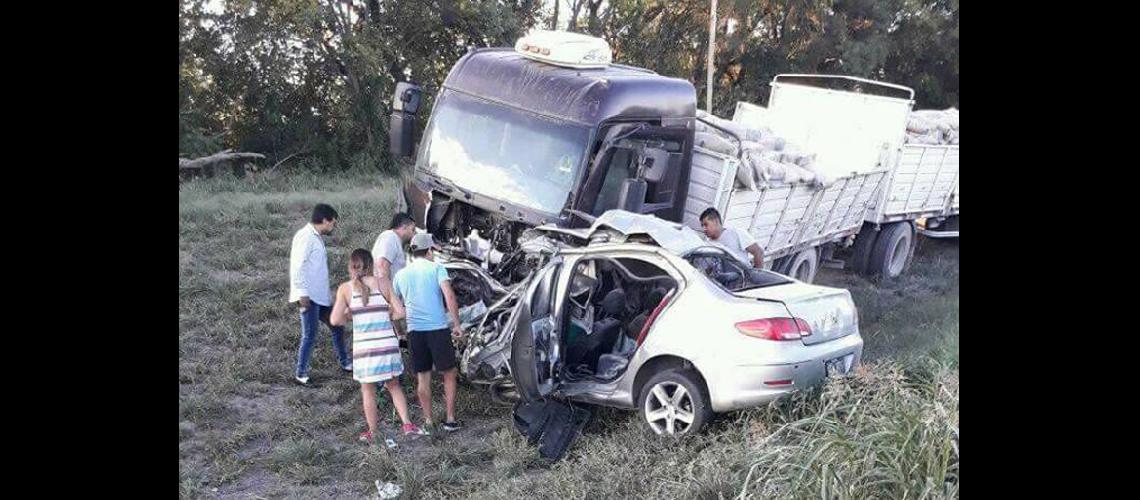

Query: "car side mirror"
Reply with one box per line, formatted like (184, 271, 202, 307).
(389, 82, 423, 158)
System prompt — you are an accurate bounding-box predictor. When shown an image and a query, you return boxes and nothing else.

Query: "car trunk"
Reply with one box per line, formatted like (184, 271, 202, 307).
(735, 283, 858, 346)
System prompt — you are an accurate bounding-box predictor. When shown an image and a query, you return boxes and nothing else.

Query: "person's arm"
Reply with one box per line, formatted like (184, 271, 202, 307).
(290, 233, 312, 309)
(437, 264, 462, 337)
(734, 227, 763, 269)
(330, 284, 351, 326)
(388, 276, 408, 338)
(375, 257, 392, 281)
(746, 243, 765, 269)
(378, 275, 405, 320)
(375, 257, 404, 319)
(440, 280, 463, 338)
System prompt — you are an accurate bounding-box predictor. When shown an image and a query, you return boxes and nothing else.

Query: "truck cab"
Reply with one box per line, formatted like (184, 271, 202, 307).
(391, 32, 699, 282)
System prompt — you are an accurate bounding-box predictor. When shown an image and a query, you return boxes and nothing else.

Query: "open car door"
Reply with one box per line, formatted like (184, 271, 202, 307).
(509, 258, 564, 401)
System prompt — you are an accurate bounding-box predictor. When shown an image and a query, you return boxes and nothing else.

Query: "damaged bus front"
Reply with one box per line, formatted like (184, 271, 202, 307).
(390, 34, 697, 287)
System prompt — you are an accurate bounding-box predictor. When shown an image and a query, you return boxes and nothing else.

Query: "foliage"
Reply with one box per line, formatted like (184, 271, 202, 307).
(178, 0, 958, 171)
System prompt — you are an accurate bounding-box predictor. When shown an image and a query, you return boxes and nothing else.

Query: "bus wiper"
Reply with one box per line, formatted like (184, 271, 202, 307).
(425, 171, 474, 200)
(564, 209, 597, 225)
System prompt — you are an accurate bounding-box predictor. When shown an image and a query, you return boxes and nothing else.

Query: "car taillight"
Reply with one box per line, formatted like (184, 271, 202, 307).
(735, 317, 813, 341)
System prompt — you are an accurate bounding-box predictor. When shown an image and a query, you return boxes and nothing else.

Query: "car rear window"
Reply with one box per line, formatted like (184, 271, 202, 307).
(684, 251, 791, 292)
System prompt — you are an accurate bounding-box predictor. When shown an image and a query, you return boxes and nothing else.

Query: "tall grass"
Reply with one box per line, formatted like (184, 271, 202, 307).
(736, 360, 959, 499)
(179, 169, 959, 499)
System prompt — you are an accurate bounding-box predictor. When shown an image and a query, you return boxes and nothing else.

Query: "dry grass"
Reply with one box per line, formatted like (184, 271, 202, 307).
(179, 169, 959, 499)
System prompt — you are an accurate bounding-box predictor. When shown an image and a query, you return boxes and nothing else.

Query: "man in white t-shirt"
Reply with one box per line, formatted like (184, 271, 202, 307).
(700, 207, 764, 268)
(372, 213, 416, 281)
(372, 212, 417, 338)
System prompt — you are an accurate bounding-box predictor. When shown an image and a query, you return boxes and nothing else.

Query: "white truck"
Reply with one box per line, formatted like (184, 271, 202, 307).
(683, 74, 959, 281)
(389, 31, 957, 284)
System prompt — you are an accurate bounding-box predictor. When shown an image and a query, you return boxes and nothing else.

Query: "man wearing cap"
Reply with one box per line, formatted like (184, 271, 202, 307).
(391, 233, 465, 432)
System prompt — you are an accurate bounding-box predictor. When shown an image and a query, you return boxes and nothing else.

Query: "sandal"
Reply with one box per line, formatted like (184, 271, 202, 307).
(358, 430, 374, 443)
(402, 423, 430, 436)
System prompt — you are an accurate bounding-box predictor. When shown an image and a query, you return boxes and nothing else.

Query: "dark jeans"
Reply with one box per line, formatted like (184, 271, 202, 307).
(295, 302, 350, 378)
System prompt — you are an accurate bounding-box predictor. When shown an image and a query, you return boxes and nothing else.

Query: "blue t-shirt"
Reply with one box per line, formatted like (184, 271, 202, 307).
(392, 257, 451, 332)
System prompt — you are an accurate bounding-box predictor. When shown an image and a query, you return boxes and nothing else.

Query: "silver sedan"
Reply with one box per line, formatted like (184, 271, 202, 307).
(448, 211, 863, 436)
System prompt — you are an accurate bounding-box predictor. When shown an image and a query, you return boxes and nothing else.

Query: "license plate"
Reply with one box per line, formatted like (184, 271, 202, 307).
(825, 354, 853, 377)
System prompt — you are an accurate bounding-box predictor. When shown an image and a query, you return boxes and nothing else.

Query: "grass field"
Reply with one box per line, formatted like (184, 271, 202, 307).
(179, 169, 959, 499)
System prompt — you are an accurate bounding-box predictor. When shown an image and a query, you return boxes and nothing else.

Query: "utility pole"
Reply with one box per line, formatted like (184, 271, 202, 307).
(706, 0, 717, 113)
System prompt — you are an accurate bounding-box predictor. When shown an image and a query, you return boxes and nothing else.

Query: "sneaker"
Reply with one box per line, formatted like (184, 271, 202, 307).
(341, 365, 353, 374)
(293, 375, 311, 386)
(402, 423, 430, 436)
(359, 430, 374, 443)
(442, 421, 463, 432)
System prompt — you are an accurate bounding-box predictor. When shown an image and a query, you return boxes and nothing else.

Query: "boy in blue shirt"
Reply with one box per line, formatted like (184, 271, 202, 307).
(392, 233, 465, 432)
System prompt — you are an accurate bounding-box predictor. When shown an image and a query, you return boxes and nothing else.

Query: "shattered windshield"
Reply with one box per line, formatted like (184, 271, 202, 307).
(418, 90, 591, 215)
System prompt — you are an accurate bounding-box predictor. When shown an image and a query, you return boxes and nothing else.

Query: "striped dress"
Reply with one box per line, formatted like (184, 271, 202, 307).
(350, 287, 403, 383)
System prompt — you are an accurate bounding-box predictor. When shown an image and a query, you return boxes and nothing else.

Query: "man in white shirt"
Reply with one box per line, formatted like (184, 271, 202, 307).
(289, 203, 351, 386)
(372, 212, 417, 339)
(700, 207, 764, 268)
(372, 213, 416, 287)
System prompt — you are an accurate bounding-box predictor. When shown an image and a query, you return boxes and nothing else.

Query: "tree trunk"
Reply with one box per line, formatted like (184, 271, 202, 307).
(179, 150, 265, 170)
(586, 0, 603, 35)
(568, 0, 585, 31)
(367, 0, 381, 24)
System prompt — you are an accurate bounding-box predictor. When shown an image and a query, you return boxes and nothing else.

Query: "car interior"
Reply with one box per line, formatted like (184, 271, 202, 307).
(560, 257, 677, 383)
(683, 249, 791, 292)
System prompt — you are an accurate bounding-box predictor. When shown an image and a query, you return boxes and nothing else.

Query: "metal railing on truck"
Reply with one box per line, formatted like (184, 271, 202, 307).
(682, 145, 888, 263)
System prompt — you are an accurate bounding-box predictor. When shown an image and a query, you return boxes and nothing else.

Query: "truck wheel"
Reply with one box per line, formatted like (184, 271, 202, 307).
(785, 247, 819, 283)
(848, 223, 878, 275)
(771, 256, 791, 275)
(639, 369, 712, 437)
(868, 221, 914, 279)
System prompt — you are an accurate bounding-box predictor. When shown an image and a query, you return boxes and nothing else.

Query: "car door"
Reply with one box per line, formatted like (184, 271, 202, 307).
(509, 257, 564, 401)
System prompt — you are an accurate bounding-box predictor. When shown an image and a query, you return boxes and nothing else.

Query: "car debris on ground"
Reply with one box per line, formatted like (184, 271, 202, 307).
(511, 399, 592, 461)
(375, 481, 403, 499)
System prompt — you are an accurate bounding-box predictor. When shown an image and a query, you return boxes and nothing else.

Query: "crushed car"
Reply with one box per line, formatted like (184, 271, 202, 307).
(440, 210, 863, 442)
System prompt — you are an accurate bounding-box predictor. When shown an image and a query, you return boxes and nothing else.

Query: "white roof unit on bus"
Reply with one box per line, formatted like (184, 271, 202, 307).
(515, 30, 612, 69)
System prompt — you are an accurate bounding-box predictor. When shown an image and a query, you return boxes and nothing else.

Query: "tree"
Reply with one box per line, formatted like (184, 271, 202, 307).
(179, 0, 543, 172)
(179, 0, 958, 173)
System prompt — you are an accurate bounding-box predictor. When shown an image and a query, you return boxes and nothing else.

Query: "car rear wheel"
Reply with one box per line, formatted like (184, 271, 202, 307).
(639, 369, 712, 437)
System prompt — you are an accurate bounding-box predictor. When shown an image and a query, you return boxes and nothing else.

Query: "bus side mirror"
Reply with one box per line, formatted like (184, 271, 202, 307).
(389, 82, 423, 158)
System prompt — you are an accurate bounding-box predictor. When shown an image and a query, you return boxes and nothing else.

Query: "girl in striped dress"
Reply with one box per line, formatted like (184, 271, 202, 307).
(332, 249, 426, 442)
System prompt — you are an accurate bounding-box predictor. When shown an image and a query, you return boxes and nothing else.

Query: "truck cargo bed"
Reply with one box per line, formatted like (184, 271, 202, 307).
(683, 146, 886, 262)
(869, 144, 960, 223)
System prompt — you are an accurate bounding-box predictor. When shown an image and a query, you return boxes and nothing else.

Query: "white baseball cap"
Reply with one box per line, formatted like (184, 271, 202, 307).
(410, 232, 435, 252)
